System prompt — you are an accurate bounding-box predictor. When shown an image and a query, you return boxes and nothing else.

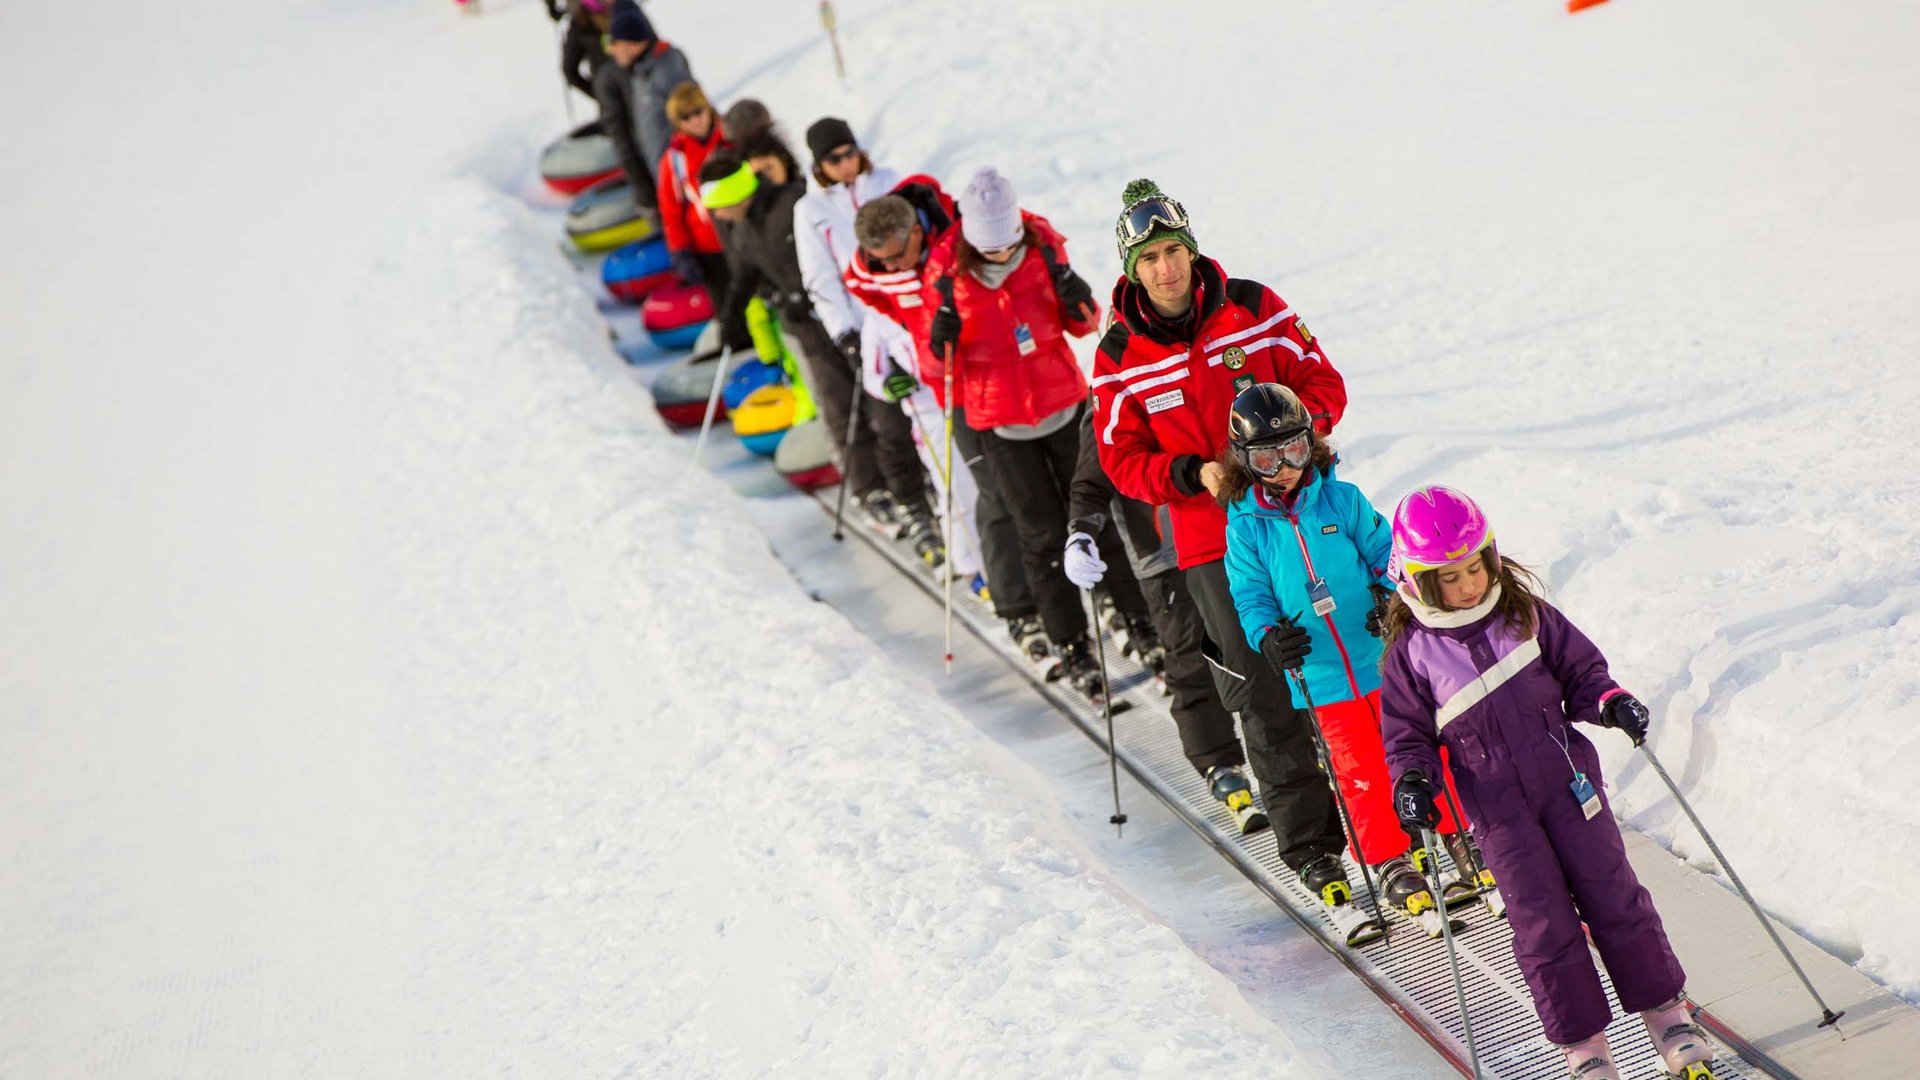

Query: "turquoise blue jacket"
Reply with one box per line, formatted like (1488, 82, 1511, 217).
(1225, 463, 1395, 708)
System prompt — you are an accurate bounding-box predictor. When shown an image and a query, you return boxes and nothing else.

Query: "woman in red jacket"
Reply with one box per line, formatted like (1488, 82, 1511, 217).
(926, 167, 1156, 698)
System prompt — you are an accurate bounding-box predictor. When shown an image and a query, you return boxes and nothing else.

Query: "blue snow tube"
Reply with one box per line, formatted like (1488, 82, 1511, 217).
(722, 360, 785, 411)
(601, 237, 675, 303)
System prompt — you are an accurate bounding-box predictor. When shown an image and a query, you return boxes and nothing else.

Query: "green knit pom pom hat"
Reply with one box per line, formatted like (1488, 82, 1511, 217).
(1115, 178, 1198, 281)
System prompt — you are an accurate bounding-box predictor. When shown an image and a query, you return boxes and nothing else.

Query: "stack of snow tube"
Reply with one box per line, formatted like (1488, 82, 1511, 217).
(650, 352, 726, 429)
(642, 280, 713, 351)
(730, 385, 799, 456)
(566, 178, 657, 253)
(539, 122, 622, 195)
(773, 418, 840, 490)
(601, 237, 675, 304)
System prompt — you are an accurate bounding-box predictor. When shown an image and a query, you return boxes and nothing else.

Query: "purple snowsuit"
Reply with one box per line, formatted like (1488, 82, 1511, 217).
(1380, 597, 1685, 1046)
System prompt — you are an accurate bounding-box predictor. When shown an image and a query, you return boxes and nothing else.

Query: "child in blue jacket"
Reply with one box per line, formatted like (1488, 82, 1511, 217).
(1220, 384, 1479, 923)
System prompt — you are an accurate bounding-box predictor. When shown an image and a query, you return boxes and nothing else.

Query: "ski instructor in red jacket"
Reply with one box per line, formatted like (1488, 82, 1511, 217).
(1091, 178, 1348, 882)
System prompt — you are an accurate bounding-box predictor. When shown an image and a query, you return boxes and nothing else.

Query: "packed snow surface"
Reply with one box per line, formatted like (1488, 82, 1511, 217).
(4, 0, 1920, 1076)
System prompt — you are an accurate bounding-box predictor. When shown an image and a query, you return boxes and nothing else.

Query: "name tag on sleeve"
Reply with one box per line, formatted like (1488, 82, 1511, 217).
(1144, 388, 1186, 414)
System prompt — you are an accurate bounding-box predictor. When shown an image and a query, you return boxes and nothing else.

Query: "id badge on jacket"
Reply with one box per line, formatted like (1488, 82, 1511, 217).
(1014, 323, 1037, 356)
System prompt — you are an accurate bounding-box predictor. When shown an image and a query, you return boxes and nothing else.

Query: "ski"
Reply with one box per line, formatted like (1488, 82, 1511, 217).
(1327, 902, 1388, 948)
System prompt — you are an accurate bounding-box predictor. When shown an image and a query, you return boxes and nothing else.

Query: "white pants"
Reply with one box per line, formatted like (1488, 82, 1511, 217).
(897, 387, 983, 579)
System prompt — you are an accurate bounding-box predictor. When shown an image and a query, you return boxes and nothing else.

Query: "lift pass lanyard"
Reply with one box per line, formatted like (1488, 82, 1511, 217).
(1549, 722, 1603, 820)
(1013, 323, 1037, 355)
(1306, 577, 1336, 618)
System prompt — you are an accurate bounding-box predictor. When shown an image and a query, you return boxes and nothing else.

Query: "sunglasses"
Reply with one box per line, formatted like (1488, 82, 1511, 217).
(1246, 430, 1312, 477)
(977, 241, 1021, 258)
(820, 146, 860, 166)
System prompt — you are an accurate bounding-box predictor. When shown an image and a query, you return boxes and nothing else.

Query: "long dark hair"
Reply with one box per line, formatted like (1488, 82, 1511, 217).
(1212, 430, 1336, 509)
(738, 130, 800, 186)
(1379, 547, 1545, 656)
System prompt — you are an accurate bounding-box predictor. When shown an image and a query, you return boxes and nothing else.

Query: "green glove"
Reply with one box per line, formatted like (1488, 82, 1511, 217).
(882, 362, 918, 403)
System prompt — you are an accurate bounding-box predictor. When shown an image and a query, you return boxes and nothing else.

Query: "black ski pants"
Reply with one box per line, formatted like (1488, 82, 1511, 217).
(789, 320, 927, 507)
(1140, 569, 1244, 778)
(977, 405, 1147, 645)
(952, 416, 1034, 620)
(1185, 557, 1346, 874)
(694, 252, 755, 354)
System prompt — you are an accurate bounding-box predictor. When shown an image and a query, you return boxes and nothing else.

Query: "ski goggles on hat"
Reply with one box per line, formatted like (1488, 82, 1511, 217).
(1245, 430, 1312, 477)
(1116, 196, 1190, 247)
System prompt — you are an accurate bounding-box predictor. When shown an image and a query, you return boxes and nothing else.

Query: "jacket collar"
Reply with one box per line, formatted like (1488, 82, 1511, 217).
(1236, 463, 1334, 519)
(1111, 256, 1229, 347)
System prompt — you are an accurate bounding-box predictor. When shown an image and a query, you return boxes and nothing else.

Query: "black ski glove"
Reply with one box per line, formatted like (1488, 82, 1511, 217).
(835, 329, 863, 370)
(1394, 771, 1440, 835)
(671, 249, 703, 285)
(928, 302, 962, 361)
(1259, 621, 1312, 674)
(1365, 586, 1392, 638)
(1599, 691, 1651, 745)
(1053, 265, 1095, 320)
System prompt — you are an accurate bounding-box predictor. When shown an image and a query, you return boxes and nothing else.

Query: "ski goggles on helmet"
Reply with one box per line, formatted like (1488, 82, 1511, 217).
(1116, 196, 1190, 248)
(1244, 430, 1312, 477)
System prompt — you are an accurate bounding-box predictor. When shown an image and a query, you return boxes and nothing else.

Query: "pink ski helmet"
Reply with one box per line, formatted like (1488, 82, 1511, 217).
(582, 0, 610, 13)
(1391, 485, 1493, 587)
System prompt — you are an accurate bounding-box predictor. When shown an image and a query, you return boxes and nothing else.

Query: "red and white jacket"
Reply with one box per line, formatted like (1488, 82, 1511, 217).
(922, 211, 1097, 430)
(840, 175, 963, 406)
(654, 124, 729, 256)
(1091, 257, 1346, 569)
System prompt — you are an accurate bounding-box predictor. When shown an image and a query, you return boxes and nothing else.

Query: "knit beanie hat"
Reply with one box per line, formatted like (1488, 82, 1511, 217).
(722, 99, 774, 143)
(1116, 178, 1198, 281)
(608, 0, 653, 43)
(959, 167, 1023, 252)
(805, 117, 858, 164)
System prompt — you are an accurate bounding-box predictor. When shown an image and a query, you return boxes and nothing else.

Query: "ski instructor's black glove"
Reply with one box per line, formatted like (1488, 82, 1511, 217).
(1259, 621, 1312, 674)
(928, 302, 962, 361)
(1394, 771, 1440, 835)
(1599, 691, 1651, 745)
(1365, 586, 1392, 638)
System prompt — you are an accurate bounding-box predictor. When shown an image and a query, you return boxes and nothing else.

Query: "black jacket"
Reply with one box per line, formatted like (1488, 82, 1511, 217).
(561, 5, 609, 99)
(717, 178, 818, 345)
(1068, 408, 1180, 579)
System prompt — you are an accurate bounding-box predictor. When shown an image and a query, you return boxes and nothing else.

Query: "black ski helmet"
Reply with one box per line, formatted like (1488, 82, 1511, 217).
(1227, 383, 1312, 473)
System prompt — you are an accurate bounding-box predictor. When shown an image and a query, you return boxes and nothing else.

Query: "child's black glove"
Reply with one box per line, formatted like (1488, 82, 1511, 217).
(1259, 621, 1312, 674)
(1365, 586, 1392, 638)
(1599, 691, 1651, 745)
(1394, 771, 1440, 834)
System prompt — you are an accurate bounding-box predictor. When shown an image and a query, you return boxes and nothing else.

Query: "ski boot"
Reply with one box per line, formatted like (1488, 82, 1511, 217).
(1441, 830, 1505, 918)
(1206, 764, 1269, 836)
(1382, 851, 1463, 939)
(1054, 637, 1106, 702)
(1119, 613, 1166, 674)
(1298, 851, 1386, 947)
(900, 507, 945, 569)
(1642, 996, 1716, 1078)
(1006, 615, 1050, 665)
(858, 489, 906, 539)
(1560, 1032, 1623, 1079)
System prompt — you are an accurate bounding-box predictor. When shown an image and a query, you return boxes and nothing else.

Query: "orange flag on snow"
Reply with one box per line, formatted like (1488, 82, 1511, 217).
(1568, 0, 1611, 11)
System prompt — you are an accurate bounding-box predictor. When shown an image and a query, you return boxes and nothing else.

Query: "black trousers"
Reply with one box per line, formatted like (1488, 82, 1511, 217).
(1184, 557, 1346, 873)
(694, 252, 754, 353)
(1140, 569, 1244, 778)
(789, 320, 926, 506)
(952, 417, 1033, 619)
(978, 406, 1147, 644)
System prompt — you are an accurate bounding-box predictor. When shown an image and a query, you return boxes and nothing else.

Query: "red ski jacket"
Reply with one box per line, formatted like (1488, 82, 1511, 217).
(1091, 257, 1346, 569)
(655, 124, 729, 255)
(840, 175, 963, 405)
(922, 212, 1097, 430)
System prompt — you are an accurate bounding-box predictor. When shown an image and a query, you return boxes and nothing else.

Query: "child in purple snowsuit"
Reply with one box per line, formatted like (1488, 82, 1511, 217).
(1377, 485, 1714, 1080)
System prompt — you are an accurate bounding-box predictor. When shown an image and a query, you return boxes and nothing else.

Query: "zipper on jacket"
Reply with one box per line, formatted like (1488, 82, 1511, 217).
(1285, 507, 1365, 703)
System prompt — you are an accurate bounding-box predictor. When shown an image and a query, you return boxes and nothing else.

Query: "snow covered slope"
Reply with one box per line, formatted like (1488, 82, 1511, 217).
(5, 0, 1920, 1076)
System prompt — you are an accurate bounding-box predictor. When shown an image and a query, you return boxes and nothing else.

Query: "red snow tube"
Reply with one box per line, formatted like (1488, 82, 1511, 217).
(539, 121, 623, 196)
(642, 281, 714, 333)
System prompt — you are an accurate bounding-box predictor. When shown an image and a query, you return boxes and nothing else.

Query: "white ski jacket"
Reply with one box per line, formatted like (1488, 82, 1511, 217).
(793, 165, 902, 342)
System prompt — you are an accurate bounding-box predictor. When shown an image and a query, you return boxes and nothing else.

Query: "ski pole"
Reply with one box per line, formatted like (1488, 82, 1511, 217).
(1637, 740, 1847, 1032)
(690, 346, 734, 469)
(1435, 777, 1490, 892)
(1288, 671, 1389, 932)
(830, 370, 865, 542)
(1083, 587, 1127, 836)
(819, 0, 847, 81)
(941, 362, 955, 675)
(1421, 826, 1486, 1079)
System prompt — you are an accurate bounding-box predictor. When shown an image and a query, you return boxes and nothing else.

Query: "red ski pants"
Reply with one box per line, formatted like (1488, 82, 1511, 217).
(1317, 691, 1466, 865)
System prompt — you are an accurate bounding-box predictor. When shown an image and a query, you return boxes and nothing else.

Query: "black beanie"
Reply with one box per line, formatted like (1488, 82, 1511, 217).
(805, 117, 858, 164)
(608, 0, 653, 43)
